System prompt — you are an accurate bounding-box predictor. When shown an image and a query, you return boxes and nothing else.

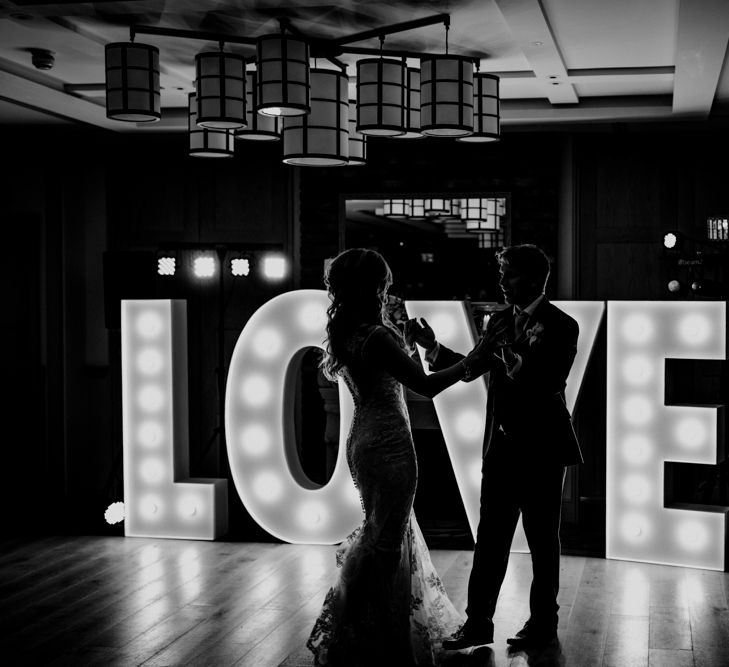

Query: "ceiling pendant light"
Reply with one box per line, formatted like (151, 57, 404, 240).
(478, 231, 501, 249)
(282, 68, 349, 166)
(105, 37, 160, 122)
(356, 43, 407, 137)
(256, 32, 310, 116)
(410, 199, 427, 219)
(458, 71, 500, 143)
(384, 199, 411, 218)
(347, 99, 367, 165)
(235, 70, 281, 141)
(195, 46, 247, 129)
(420, 19, 473, 137)
(393, 68, 424, 139)
(188, 93, 234, 158)
(424, 198, 452, 216)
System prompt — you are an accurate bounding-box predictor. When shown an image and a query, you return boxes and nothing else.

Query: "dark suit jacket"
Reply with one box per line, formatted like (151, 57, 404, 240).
(432, 299, 583, 466)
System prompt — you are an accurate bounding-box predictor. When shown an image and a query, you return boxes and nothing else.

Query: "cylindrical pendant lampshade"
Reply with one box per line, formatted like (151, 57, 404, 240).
(195, 51, 246, 129)
(393, 68, 424, 139)
(496, 197, 506, 216)
(461, 198, 493, 221)
(478, 231, 501, 249)
(420, 55, 474, 137)
(235, 71, 281, 141)
(466, 215, 499, 231)
(347, 100, 366, 165)
(383, 199, 411, 218)
(410, 199, 426, 219)
(458, 73, 500, 143)
(105, 42, 160, 122)
(188, 93, 234, 158)
(256, 34, 310, 116)
(282, 69, 348, 166)
(356, 58, 406, 136)
(424, 198, 452, 216)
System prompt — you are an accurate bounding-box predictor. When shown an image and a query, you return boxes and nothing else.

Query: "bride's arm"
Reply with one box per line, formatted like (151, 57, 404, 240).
(362, 327, 467, 398)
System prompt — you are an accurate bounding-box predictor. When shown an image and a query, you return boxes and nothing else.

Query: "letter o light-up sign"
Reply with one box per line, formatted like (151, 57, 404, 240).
(607, 301, 727, 570)
(224, 290, 363, 544)
(121, 300, 228, 539)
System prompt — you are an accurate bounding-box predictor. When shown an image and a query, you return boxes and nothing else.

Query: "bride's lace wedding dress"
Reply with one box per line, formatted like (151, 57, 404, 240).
(307, 325, 464, 666)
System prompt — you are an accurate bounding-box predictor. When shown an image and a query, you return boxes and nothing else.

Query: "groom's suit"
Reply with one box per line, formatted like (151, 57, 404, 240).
(430, 297, 582, 630)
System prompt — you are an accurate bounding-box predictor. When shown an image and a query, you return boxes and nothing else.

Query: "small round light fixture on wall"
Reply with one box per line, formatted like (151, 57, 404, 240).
(105, 41, 161, 122)
(195, 49, 247, 129)
(256, 34, 310, 117)
(282, 69, 349, 166)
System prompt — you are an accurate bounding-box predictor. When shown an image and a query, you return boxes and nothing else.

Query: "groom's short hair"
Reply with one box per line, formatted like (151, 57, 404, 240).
(497, 244, 551, 290)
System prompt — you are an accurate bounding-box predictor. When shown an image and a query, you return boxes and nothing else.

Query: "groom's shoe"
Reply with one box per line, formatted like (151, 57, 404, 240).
(506, 622, 558, 649)
(442, 620, 494, 650)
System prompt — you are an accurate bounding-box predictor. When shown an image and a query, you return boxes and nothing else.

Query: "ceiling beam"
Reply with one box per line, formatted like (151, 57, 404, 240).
(0, 69, 124, 131)
(493, 0, 578, 104)
(673, 0, 729, 117)
(501, 97, 674, 124)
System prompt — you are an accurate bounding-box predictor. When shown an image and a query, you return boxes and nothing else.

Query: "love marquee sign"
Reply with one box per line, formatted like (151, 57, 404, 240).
(121, 293, 727, 570)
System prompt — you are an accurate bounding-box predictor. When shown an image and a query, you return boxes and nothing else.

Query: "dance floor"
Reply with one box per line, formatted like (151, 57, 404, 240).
(1, 536, 728, 666)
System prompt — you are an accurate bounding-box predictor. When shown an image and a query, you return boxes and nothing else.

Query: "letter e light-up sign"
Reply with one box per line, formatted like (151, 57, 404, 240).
(225, 290, 363, 544)
(121, 300, 228, 539)
(607, 301, 727, 571)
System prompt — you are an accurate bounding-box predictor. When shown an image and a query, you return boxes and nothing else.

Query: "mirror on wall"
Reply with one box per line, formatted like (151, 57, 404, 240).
(344, 194, 510, 304)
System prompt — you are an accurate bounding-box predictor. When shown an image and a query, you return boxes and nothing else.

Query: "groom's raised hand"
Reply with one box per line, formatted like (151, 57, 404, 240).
(404, 317, 436, 351)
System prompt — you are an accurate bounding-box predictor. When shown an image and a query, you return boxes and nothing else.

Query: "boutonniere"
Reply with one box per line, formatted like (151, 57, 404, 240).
(524, 322, 545, 346)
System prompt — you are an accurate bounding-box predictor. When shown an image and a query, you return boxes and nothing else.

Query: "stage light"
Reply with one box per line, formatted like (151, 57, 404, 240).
(193, 255, 216, 278)
(231, 257, 250, 277)
(262, 255, 287, 280)
(157, 256, 176, 276)
(663, 232, 678, 249)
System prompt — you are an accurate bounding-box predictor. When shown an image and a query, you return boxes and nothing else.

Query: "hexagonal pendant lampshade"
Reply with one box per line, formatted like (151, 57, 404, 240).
(256, 34, 310, 116)
(195, 51, 247, 129)
(235, 71, 282, 141)
(356, 58, 407, 136)
(420, 55, 474, 137)
(282, 69, 348, 166)
(188, 93, 234, 158)
(105, 42, 160, 122)
(458, 73, 500, 143)
(383, 199, 411, 218)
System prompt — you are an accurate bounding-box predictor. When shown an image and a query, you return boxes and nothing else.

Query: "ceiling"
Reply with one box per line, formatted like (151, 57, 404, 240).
(1, 0, 728, 132)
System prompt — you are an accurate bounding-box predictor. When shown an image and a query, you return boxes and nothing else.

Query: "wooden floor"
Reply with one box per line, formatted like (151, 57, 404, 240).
(1, 536, 728, 667)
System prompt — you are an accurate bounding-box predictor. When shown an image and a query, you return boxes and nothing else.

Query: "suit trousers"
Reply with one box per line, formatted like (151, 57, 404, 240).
(465, 429, 567, 630)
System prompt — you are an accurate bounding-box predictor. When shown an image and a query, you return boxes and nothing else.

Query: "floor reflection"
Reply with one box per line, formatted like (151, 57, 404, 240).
(442, 646, 496, 667)
(507, 639, 565, 667)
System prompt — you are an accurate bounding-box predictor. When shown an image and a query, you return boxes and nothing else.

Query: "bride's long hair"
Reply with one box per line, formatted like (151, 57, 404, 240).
(321, 248, 403, 380)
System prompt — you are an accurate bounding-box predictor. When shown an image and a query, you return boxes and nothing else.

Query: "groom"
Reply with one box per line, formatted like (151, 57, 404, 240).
(405, 244, 583, 649)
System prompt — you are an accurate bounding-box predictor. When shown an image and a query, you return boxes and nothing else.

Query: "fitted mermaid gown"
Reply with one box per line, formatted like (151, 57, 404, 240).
(307, 325, 464, 666)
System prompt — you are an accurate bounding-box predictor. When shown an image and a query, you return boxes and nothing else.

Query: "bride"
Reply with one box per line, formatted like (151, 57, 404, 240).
(307, 248, 479, 666)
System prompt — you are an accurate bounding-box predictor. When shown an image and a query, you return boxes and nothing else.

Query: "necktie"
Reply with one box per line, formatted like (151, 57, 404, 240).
(514, 309, 529, 339)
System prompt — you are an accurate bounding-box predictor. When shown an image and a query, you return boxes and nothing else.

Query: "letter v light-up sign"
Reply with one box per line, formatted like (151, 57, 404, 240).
(224, 290, 363, 544)
(405, 301, 604, 551)
(121, 300, 228, 539)
(607, 301, 727, 570)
